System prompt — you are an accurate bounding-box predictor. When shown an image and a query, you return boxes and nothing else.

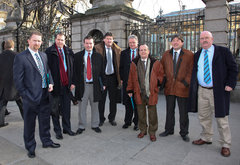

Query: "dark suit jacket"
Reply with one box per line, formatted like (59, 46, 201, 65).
(73, 49, 105, 102)
(0, 50, 19, 100)
(45, 44, 74, 96)
(13, 49, 53, 104)
(188, 44, 238, 117)
(120, 47, 139, 104)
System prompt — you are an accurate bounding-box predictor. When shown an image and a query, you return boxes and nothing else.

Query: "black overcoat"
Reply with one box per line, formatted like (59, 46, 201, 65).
(0, 50, 19, 100)
(45, 44, 74, 96)
(188, 45, 238, 117)
(72, 49, 105, 102)
(120, 47, 139, 104)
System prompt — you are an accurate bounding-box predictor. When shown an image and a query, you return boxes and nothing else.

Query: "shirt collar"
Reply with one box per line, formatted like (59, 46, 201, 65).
(28, 47, 38, 55)
(173, 48, 181, 55)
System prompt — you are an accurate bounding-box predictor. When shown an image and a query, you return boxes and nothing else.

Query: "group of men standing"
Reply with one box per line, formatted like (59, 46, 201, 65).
(0, 29, 238, 158)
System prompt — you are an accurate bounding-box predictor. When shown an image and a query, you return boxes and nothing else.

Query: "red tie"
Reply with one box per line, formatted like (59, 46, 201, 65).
(87, 52, 92, 80)
(132, 50, 135, 61)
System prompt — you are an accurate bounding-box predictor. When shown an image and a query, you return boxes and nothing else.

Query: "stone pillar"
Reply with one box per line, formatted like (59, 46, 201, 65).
(203, 0, 232, 47)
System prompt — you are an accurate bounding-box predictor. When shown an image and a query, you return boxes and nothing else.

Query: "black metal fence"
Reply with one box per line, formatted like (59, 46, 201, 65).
(125, 3, 240, 59)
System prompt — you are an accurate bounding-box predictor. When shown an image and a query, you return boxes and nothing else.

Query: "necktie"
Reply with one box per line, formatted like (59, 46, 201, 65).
(87, 52, 92, 80)
(59, 48, 64, 59)
(34, 53, 46, 88)
(204, 50, 211, 84)
(106, 48, 113, 74)
(173, 52, 177, 74)
(131, 50, 135, 61)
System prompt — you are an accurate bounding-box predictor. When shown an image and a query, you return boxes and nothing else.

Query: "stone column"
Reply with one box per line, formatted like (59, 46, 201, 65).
(203, 0, 232, 47)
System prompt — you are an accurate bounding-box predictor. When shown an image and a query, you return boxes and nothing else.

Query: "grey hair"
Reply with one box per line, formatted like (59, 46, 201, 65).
(128, 35, 138, 42)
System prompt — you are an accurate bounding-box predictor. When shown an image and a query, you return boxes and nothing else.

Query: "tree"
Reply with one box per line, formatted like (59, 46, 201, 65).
(1, 0, 90, 51)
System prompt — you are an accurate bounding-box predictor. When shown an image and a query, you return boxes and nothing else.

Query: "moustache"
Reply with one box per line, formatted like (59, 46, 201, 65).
(203, 41, 208, 44)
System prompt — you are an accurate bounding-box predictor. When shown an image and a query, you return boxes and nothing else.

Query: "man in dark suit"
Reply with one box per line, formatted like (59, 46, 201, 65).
(72, 35, 105, 134)
(120, 35, 139, 131)
(13, 31, 60, 158)
(159, 35, 193, 142)
(0, 40, 23, 127)
(188, 31, 238, 157)
(95, 32, 121, 126)
(45, 32, 75, 139)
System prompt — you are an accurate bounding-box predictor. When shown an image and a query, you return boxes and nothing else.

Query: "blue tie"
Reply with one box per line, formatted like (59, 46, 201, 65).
(203, 50, 211, 84)
(34, 53, 47, 88)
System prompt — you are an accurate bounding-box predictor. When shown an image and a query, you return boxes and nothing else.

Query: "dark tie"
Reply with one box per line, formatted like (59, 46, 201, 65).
(87, 52, 92, 80)
(173, 52, 177, 74)
(204, 50, 211, 84)
(34, 53, 46, 88)
(131, 50, 135, 61)
(106, 48, 113, 74)
(59, 48, 64, 59)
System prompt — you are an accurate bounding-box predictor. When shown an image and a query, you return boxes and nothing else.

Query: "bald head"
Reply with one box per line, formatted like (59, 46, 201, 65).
(200, 31, 214, 50)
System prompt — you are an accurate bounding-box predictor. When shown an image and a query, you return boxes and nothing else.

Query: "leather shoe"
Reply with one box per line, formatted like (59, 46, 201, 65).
(56, 134, 63, 140)
(122, 123, 130, 129)
(76, 128, 85, 134)
(159, 131, 174, 137)
(150, 135, 156, 142)
(5, 110, 11, 116)
(109, 121, 117, 126)
(92, 127, 102, 133)
(0, 122, 9, 128)
(221, 147, 231, 157)
(182, 135, 190, 142)
(133, 125, 139, 131)
(27, 151, 35, 158)
(192, 139, 212, 145)
(63, 130, 76, 136)
(137, 132, 147, 138)
(42, 142, 61, 148)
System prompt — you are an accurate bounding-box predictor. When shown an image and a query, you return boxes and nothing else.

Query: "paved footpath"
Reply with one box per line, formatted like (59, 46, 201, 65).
(0, 94, 240, 165)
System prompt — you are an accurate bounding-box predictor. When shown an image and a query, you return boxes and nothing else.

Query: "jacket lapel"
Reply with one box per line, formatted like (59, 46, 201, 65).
(26, 49, 40, 73)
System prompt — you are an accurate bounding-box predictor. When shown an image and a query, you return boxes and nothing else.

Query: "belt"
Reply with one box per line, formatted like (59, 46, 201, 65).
(199, 85, 213, 89)
(86, 82, 93, 84)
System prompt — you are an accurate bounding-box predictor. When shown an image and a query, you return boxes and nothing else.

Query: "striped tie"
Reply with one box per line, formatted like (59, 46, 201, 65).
(203, 50, 211, 84)
(34, 53, 47, 88)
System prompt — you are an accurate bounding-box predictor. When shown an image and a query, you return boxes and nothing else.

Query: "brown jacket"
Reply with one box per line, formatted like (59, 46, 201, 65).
(94, 41, 121, 87)
(160, 48, 194, 97)
(127, 56, 164, 105)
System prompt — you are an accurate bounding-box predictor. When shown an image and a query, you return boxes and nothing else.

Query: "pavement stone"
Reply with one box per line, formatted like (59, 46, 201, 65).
(0, 94, 239, 165)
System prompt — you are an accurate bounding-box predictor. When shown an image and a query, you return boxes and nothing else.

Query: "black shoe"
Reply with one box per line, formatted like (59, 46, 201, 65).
(0, 122, 9, 128)
(56, 134, 63, 140)
(27, 151, 35, 158)
(122, 123, 130, 129)
(99, 121, 104, 127)
(63, 130, 76, 136)
(5, 110, 11, 116)
(92, 127, 102, 133)
(109, 121, 117, 126)
(133, 125, 139, 131)
(159, 131, 174, 137)
(182, 135, 190, 142)
(42, 142, 61, 148)
(76, 128, 85, 134)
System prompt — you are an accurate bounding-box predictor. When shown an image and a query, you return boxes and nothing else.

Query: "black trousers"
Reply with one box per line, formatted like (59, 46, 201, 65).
(98, 74, 118, 123)
(124, 95, 138, 126)
(0, 96, 23, 125)
(23, 88, 52, 153)
(164, 95, 189, 136)
(50, 86, 71, 135)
